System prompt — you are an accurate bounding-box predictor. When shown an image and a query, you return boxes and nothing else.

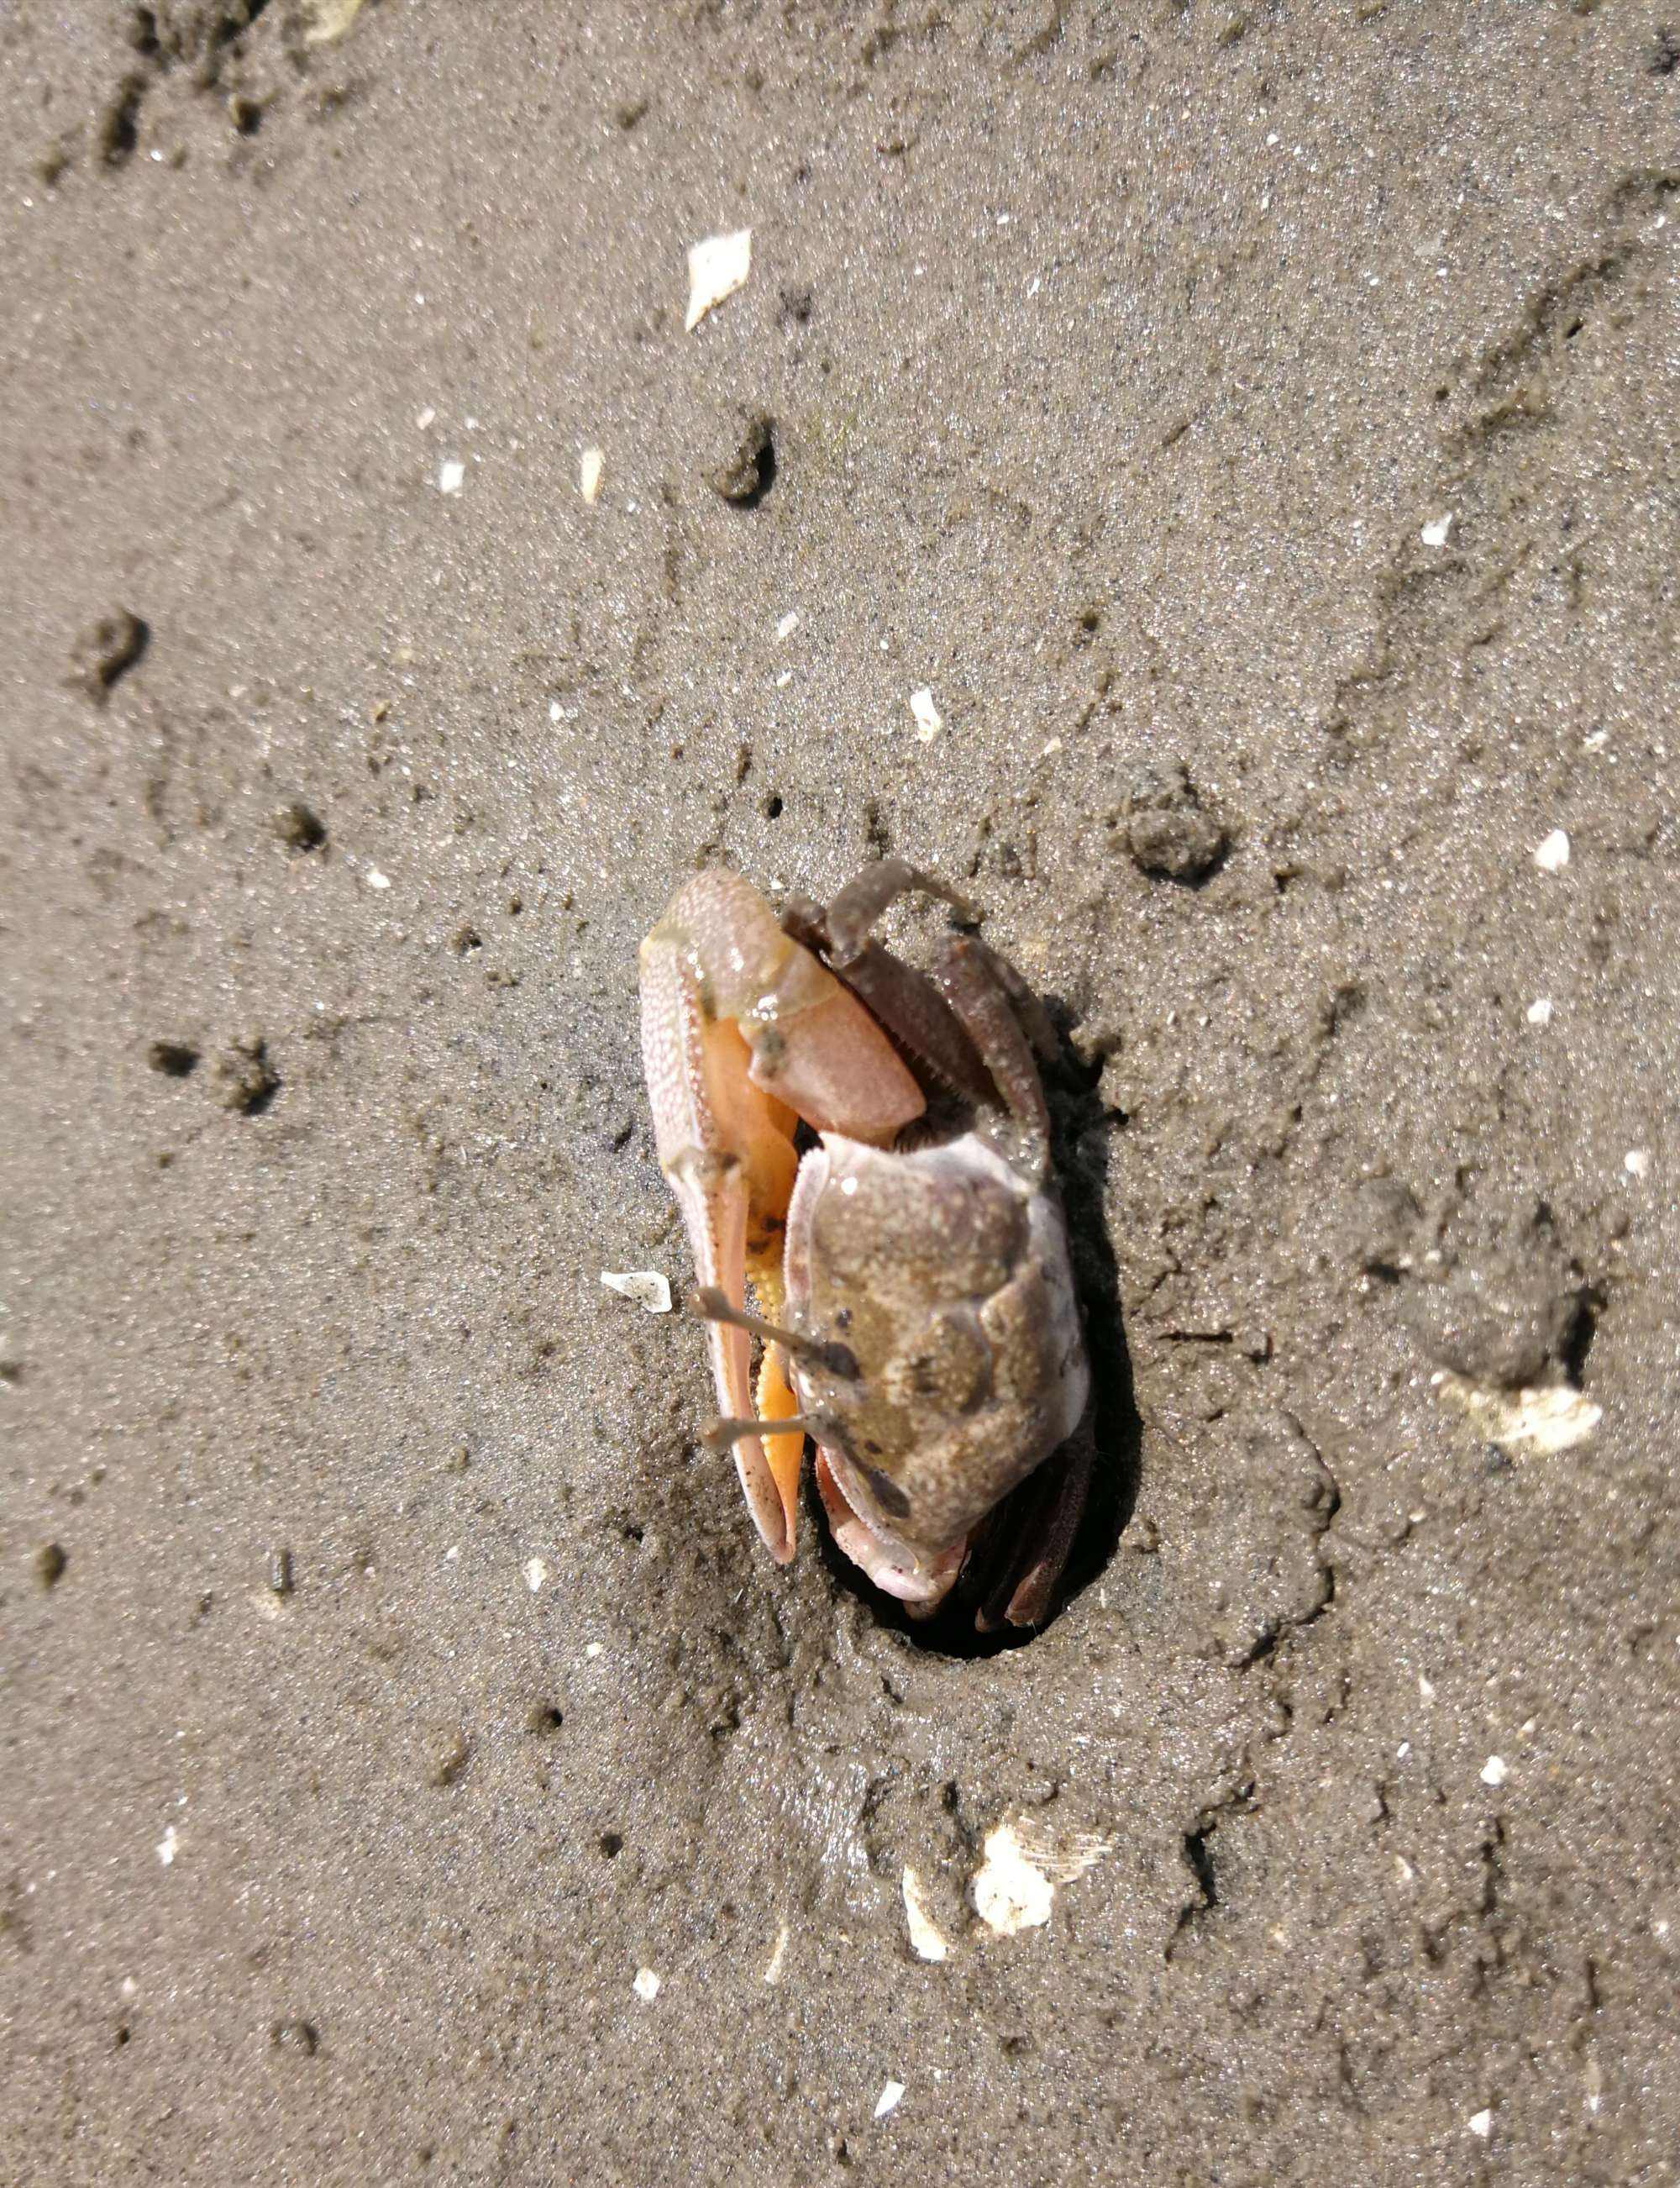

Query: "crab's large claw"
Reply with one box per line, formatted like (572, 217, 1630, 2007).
(639, 870, 926, 1559)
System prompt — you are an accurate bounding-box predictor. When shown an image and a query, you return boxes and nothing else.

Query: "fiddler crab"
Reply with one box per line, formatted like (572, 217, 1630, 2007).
(639, 860, 1093, 1629)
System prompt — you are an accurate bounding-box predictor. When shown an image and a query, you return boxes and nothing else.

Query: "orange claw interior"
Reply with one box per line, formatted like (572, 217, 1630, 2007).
(639, 870, 926, 1560)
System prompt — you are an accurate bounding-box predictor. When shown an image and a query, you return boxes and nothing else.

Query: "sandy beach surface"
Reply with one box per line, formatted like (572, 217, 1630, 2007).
(4, 4, 1678, 2181)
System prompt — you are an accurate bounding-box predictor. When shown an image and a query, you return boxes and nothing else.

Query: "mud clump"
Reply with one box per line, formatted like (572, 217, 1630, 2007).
(213, 1035, 280, 1115)
(707, 410, 777, 506)
(1121, 760, 1228, 882)
(69, 611, 149, 702)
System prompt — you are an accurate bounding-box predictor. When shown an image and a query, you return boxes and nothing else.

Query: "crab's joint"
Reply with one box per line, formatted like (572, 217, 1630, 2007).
(689, 1285, 860, 1381)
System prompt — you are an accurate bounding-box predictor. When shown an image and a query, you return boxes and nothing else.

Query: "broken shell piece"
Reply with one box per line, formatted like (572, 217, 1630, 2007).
(762, 1922, 790, 1986)
(874, 2081, 906, 2121)
(633, 1967, 661, 2001)
(685, 229, 753, 332)
(438, 459, 465, 495)
(1533, 828, 1570, 874)
(1420, 513, 1454, 547)
(303, 0, 366, 42)
(601, 1270, 673, 1313)
(901, 1867, 950, 1962)
(909, 687, 942, 740)
(1434, 1372, 1601, 1456)
(971, 1813, 1112, 1935)
(580, 447, 605, 503)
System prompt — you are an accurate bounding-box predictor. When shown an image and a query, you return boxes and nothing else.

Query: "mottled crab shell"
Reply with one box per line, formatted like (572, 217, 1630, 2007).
(783, 1128, 1089, 1583)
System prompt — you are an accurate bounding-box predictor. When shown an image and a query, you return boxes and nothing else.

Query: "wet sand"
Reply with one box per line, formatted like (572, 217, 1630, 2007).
(4, 4, 1679, 2181)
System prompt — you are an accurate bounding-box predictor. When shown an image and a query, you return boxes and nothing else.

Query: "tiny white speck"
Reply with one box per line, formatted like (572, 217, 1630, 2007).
(1625, 1149, 1651, 1179)
(1419, 1674, 1436, 1701)
(1533, 828, 1570, 874)
(1042, 737, 1063, 756)
(580, 446, 605, 503)
(1420, 513, 1453, 547)
(1397, 1741, 1410, 1759)
(1394, 1854, 1415, 1883)
(585, 1641, 604, 1659)
(763, 1922, 790, 1985)
(1584, 729, 1609, 751)
(633, 1967, 660, 2001)
(366, 868, 391, 892)
(523, 1557, 549, 1593)
(444, 1544, 459, 1562)
(776, 612, 800, 641)
(1526, 997, 1553, 1026)
(838, 1176, 858, 1197)
(416, 407, 436, 430)
(156, 1825, 179, 1867)
(120, 1976, 138, 1998)
(774, 669, 793, 688)
(438, 459, 466, 495)
(1027, 275, 1041, 295)
(465, 416, 478, 432)
(874, 2080, 906, 2121)
(909, 687, 942, 740)
(549, 700, 562, 723)
(1467, 2109, 1493, 2139)
(1481, 1755, 1508, 1787)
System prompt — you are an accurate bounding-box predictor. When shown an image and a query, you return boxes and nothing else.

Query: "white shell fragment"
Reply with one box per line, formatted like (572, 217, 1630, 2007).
(685, 229, 753, 332)
(972, 1814, 1112, 1936)
(303, 0, 367, 42)
(523, 1557, 549, 1594)
(762, 1922, 790, 1986)
(156, 1824, 180, 1867)
(1525, 997, 1554, 1026)
(1435, 1372, 1602, 1456)
(909, 687, 943, 740)
(1533, 828, 1571, 873)
(1420, 513, 1455, 547)
(775, 611, 800, 641)
(633, 1967, 661, 2002)
(1624, 1149, 1652, 1180)
(1481, 1755, 1509, 1787)
(580, 447, 605, 503)
(600, 1270, 673, 1313)
(900, 1867, 950, 1962)
(438, 459, 466, 495)
(874, 2081, 906, 2121)
(1467, 2109, 1494, 2139)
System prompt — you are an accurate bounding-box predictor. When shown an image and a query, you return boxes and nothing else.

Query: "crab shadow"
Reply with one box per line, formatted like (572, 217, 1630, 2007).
(813, 997, 1142, 1659)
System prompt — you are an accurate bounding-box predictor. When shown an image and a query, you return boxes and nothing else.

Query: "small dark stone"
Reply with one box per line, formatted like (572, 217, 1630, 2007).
(148, 1040, 201, 1079)
(35, 1543, 68, 1590)
(709, 411, 776, 505)
(273, 802, 326, 852)
(213, 1037, 279, 1115)
(1121, 760, 1228, 882)
(70, 610, 150, 702)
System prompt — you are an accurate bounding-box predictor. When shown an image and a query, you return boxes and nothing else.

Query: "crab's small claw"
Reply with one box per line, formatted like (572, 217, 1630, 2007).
(640, 870, 926, 1560)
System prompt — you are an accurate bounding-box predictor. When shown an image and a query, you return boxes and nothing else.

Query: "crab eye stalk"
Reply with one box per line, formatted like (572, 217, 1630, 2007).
(701, 1412, 832, 1454)
(688, 1286, 859, 1381)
